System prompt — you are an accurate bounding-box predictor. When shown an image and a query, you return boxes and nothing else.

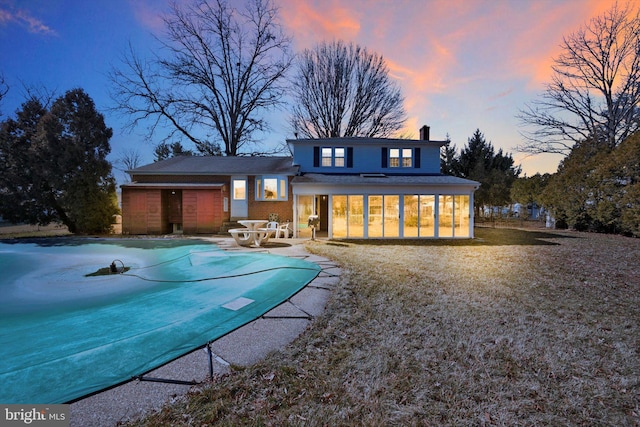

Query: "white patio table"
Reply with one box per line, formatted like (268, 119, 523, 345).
(229, 220, 273, 247)
(237, 220, 268, 231)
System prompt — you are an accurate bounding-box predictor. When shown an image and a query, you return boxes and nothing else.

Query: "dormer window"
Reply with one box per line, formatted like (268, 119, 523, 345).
(316, 147, 348, 167)
(402, 149, 412, 167)
(389, 148, 413, 168)
(334, 148, 345, 167)
(321, 148, 333, 166)
(390, 149, 400, 167)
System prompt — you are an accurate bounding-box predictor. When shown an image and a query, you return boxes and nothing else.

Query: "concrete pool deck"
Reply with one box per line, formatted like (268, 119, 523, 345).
(69, 237, 340, 427)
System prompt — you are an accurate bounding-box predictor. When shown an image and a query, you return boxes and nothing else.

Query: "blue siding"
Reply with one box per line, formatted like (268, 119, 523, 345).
(291, 141, 443, 174)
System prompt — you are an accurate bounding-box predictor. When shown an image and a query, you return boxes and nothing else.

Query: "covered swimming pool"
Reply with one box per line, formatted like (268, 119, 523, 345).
(0, 238, 321, 404)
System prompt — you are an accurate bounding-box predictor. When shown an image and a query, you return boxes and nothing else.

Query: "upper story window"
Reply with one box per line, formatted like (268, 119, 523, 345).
(255, 176, 288, 201)
(317, 147, 347, 167)
(389, 148, 413, 168)
(321, 148, 332, 166)
(334, 148, 345, 167)
(402, 148, 412, 167)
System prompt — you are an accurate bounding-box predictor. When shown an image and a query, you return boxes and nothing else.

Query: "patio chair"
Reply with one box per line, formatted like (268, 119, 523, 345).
(266, 221, 278, 236)
(276, 221, 291, 238)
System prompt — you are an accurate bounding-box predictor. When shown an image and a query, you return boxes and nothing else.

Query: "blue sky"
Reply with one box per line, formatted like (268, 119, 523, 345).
(1, 0, 615, 184)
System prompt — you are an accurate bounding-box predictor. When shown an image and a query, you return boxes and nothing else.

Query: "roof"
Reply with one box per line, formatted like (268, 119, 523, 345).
(287, 137, 448, 147)
(128, 156, 299, 176)
(120, 183, 224, 189)
(292, 173, 480, 187)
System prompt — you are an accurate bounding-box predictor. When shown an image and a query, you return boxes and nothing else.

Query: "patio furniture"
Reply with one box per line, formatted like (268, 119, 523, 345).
(266, 221, 279, 234)
(230, 220, 274, 247)
(276, 221, 291, 238)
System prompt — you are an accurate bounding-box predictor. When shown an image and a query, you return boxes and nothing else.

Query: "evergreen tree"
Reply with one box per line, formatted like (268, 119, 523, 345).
(542, 139, 606, 230)
(0, 98, 49, 224)
(440, 135, 458, 176)
(510, 173, 550, 219)
(456, 129, 521, 216)
(154, 141, 197, 162)
(544, 133, 640, 235)
(0, 89, 119, 234)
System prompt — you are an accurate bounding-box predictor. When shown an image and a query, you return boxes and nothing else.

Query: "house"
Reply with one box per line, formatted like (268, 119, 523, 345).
(121, 126, 479, 238)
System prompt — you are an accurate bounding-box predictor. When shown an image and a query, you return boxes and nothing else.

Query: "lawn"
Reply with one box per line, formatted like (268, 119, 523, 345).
(0, 222, 70, 238)
(130, 227, 639, 426)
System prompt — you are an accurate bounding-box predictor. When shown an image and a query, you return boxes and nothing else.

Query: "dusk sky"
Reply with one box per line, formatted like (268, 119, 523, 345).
(0, 0, 617, 183)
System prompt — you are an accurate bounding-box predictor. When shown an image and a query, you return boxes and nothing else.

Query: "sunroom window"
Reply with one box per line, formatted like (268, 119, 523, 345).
(255, 176, 288, 200)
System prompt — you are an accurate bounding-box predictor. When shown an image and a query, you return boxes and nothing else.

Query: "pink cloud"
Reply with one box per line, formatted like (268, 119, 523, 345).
(507, 0, 618, 88)
(0, 9, 11, 23)
(129, 0, 169, 32)
(279, 0, 362, 50)
(276, 0, 624, 145)
(0, 5, 56, 35)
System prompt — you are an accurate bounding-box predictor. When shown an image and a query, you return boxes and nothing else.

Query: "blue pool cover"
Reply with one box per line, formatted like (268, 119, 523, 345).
(0, 238, 320, 403)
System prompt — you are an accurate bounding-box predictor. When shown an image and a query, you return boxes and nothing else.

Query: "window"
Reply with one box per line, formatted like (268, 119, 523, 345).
(263, 178, 278, 200)
(438, 195, 454, 237)
(321, 148, 332, 166)
(389, 149, 400, 167)
(454, 195, 470, 237)
(296, 195, 315, 239)
(402, 149, 413, 167)
(255, 176, 288, 200)
(368, 195, 383, 237)
(332, 195, 364, 238)
(388, 148, 413, 168)
(404, 195, 435, 237)
(334, 148, 345, 167)
(319, 147, 346, 167)
(384, 195, 399, 237)
(232, 179, 246, 200)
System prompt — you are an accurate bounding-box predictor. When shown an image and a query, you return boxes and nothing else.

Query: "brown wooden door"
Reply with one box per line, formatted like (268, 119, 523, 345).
(168, 190, 182, 224)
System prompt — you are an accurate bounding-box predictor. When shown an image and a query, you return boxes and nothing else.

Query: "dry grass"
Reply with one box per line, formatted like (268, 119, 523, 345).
(0, 222, 71, 238)
(130, 228, 639, 426)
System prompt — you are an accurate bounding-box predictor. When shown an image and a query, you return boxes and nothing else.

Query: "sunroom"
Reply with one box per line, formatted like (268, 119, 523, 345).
(291, 174, 478, 239)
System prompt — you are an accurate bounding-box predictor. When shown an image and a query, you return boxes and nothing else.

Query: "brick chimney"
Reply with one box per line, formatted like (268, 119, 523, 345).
(419, 125, 430, 141)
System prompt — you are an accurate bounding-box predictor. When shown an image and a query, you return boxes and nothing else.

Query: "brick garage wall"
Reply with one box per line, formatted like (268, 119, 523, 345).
(182, 189, 224, 234)
(121, 188, 165, 234)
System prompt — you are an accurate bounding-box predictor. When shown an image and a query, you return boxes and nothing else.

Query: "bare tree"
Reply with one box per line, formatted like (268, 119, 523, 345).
(110, 0, 292, 156)
(114, 148, 144, 182)
(517, 2, 640, 155)
(290, 40, 407, 139)
(0, 74, 8, 116)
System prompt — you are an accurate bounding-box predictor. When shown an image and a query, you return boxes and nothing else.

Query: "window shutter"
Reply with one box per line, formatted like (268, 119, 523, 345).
(414, 147, 421, 168)
(313, 147, 320, 167)
(381, 147, 387, 168)
(347, 147, 353, 168)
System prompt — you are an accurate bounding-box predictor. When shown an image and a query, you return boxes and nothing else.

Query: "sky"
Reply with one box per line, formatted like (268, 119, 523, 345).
(0, 0, 618, 184)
